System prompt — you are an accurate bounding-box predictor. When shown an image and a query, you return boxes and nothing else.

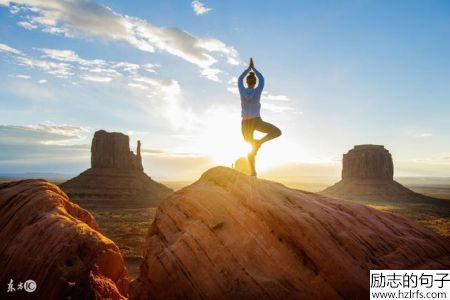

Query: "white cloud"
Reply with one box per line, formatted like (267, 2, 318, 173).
(130, 75, 198, 129)
(196, 38, 239, 65)
(3, 44, 152, 82)
(81, 75, 112, 82)
(113, 62, 140, 74)
(0, 122, 89, 145)
(0, 42, 22, 55)
(17, 21, 37, 29)
(201, 67, 221, 82)
(262, 102, 295, 113)
(0, 0, 240, 80)
(8, 74, 31, 79)
(192, 1, 212, 16)
(8, 5, 20, 14)
(40, 48, 106, 66)
(227, 76, 238, 85)
(143, 63, 159, 73)
(38, 79, 47, 83)
(16, 55, 74, 77)
(261, 91, 290, 101)
(128, 82, 148, 90)
(227, 87, 239, 95)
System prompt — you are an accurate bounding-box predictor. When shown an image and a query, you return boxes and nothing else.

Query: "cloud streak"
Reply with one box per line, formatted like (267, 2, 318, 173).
(0, 0, 240, 80)
(0, 122, 90, 145)
(0, 42, 22, 55)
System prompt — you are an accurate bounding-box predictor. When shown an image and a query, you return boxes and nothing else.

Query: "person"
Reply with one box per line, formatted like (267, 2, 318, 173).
(238, 58, 282, 177)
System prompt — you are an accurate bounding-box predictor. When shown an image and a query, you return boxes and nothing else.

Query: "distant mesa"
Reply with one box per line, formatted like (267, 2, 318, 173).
(60, 130, 173, 208)
(342, 144, 393, 181)
(322, 144, 446, 203)
(0, 180, 129, 299)
(131, 167, 450, 299)
(91, 129, 144, 171)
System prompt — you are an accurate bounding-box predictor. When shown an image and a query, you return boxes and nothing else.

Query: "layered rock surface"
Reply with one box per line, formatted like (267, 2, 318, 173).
(132, 167, 450, 300)
(60, 130, 172, 208)
(0, 179, 129, 299)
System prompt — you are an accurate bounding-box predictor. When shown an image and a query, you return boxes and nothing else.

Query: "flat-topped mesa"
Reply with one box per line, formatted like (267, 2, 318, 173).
(60, 130, 173, 208)
(321, 145, 450, 204)
(342, 144, 393, 181)
(91, 130, 143, 171)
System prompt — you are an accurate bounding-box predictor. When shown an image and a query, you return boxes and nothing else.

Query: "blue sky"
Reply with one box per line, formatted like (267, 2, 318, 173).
(0, 0, 449, 180)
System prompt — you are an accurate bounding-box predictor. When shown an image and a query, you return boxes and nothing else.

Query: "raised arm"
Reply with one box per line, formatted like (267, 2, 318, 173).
(253, 68, 264, 92)
(238, 67, 249, 92)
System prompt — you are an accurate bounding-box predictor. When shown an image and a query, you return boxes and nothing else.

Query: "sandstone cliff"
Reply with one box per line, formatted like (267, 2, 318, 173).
(342, 145, 393, 180)
(322, 145, 448, 204)
(0, 180, 129, 299)
(132, 167, 450, 300)
(91, 130, 143, 171)
(60, 130, 172, 208)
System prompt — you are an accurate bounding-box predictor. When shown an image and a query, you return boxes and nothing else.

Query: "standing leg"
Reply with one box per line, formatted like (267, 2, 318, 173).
(241, 119, 257, 176)
(247, 152, 256, 176)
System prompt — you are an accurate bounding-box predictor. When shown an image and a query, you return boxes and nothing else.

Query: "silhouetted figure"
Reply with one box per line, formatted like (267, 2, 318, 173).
(239, 58, 282, 176)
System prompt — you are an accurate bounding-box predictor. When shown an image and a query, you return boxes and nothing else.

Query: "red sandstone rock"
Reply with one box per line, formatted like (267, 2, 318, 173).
(0, 179, 129, 299)
(132, 167, 450, 300)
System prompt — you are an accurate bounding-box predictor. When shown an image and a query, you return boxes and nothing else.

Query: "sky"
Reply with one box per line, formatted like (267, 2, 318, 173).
(0, 0, 449, 180)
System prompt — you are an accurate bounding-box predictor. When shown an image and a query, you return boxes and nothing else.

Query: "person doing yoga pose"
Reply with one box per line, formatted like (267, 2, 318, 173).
(238, 58, 282, 177)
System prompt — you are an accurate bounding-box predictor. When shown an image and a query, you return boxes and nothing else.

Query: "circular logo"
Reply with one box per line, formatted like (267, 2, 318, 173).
(24, 280, 36, 293)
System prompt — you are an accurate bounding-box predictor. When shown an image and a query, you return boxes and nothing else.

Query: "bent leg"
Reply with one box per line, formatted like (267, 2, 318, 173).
(254, 118, 282, 145)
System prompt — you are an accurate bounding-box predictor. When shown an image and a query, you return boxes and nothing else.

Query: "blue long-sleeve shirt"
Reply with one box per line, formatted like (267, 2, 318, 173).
(238, 68, 264, 117)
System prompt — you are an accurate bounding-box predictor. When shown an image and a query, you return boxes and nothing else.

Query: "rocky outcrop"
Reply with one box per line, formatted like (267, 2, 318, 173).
(131, 167, 450, 300)
(91, 130, 143, 171)
(342, 145, 393, 180)
(60, 130, 172, 208)
(233, 156, 252, 175)
(322, 145, 448, 204)
(0, 179, 129, 299)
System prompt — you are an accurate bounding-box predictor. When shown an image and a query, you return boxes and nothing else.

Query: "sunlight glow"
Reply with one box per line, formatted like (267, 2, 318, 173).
(193, 108, 250, 166)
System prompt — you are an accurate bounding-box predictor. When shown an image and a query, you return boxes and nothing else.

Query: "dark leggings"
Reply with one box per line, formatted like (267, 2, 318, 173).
(241, 117, 282, 144)
(241, 117, 281, 175)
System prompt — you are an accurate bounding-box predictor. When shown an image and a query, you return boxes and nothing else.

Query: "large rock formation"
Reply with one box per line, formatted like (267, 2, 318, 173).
(322, 145, 448, 204)
(131, 167, 450, 300)
(91, 130, 143, 171)
(60, 130, 173, 208)
(342, 145, 393, 180)
(0, 179, 129, 299)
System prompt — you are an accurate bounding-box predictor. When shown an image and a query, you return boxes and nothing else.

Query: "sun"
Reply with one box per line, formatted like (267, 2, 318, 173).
(199, 122, 251, 166)
(189, 106, 297, 170)
(188, 107, 250, 166)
